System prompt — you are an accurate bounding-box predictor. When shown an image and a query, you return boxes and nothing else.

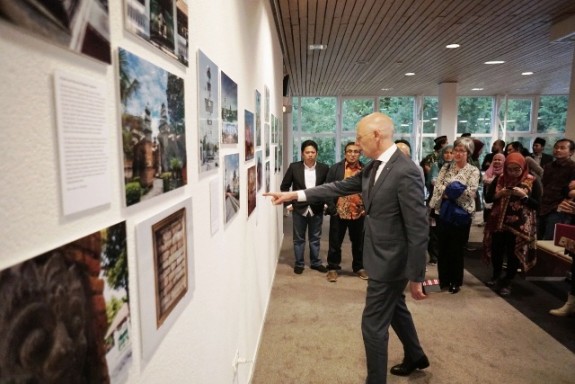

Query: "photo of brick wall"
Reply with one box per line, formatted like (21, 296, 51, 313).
(152, 208, 188, 327)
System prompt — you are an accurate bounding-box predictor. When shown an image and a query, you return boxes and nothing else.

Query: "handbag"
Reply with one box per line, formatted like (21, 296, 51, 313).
(439, 198, 472, 226)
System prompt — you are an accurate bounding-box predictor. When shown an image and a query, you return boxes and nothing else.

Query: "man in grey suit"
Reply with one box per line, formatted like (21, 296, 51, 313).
(265, 113, 429, 383)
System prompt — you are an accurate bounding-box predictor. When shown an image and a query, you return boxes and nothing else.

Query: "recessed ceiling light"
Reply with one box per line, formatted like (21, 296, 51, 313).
(308, 44, 327, 50)
(381, 88, 393, 91)
(446, 44, 460, 49)
(471, 88, 484, 91)
(405, 72, 415, 76)
(484, 60, 505, 64)
(522, 71, 534, 75)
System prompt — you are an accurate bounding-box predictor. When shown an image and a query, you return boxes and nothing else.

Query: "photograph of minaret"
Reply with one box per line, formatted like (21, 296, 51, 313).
(118, 48, 187, 206)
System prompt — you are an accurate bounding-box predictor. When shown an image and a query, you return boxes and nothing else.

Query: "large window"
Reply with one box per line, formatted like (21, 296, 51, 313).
(342, 98, 375, 132)
(289, 94, 568, 168)
(420, 97, 439, 160)
(379, 96, 414, 135)
(537, 95, 568, 134)
(292, 97, 337, 164)
(502, 98, 532, 133)
(457, 97, 493, 134)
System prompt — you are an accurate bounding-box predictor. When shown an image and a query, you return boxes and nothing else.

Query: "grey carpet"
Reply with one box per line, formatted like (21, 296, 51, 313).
(251, 215, 575, 384)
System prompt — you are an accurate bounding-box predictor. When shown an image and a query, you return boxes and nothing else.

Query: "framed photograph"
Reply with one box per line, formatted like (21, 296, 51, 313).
(124, 0, 189, 66)
(197, 50, 219, 174)
(0, 0, 111, 63)
(0, 222, 132, 383)
(264, 123, 270, 159)
(151, 209, 188, 326)
(118, 48, 187, 206)
(255, 90, 262, 147)
(264, 85, 270, 123)
(136, 198, 195, 366)
(265, 160, 271, 193)
(224, 153, 240, 224)
(247, 165, 256, 217)
(221, 71, 238, 144)
(245, 110, 255, 161)
(255, 150, 263, 192)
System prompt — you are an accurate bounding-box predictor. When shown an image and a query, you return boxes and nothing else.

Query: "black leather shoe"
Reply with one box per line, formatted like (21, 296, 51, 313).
(450, 285, 461, 294)
(390, 355, 429, 376)
(310, 265, 328, 273)
(294, 266, 304, 274)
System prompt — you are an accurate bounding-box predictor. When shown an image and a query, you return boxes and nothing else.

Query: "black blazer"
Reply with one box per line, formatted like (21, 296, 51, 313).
(529, 153, 553, 168)
(280, 161, 329, 215)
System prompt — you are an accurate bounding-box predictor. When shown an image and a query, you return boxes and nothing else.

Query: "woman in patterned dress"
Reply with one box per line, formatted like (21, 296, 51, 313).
(483, 152, 540, 296)
(429, 137, 480, 294)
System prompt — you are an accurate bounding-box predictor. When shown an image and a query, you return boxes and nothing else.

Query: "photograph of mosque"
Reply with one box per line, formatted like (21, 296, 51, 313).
(224, 153, 240, 224)
(197, 50, 219, 174)
(0, 222, 132, 384)
(247, 165, 256, 217)
(124, 0, 188, 66)
(221, 71, 239, 144)
(255, 89, 262, 147)
(118, 48, 187, 207)
(245, 109, 255, 161)
(0, 0, 111, 63)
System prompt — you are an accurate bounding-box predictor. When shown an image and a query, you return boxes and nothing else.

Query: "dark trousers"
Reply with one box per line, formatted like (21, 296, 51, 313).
(437, 220, 470, 287)
(327, 215, 364, 272)
(427, 225, 439, 263)
(292, 211, 323, 268)
(362, 279, 425, 384)
(491, 231, 520, 282)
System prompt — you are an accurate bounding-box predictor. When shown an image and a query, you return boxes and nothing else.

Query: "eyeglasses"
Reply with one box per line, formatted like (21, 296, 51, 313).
(346, 149, 361, 154)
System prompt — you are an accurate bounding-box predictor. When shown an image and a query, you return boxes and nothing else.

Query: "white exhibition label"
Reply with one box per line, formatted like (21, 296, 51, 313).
(54, 70, 112, 215)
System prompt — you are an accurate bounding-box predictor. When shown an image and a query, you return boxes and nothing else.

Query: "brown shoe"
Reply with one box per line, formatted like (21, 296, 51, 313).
(356, 269, 369, 280)
(327, 270, 338, 282)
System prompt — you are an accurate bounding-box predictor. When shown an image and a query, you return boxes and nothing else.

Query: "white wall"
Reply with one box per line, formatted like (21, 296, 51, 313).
(0, 1, 284, 383)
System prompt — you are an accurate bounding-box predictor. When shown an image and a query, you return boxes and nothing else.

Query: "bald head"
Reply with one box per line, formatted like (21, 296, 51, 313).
(355, 112, 395, 160)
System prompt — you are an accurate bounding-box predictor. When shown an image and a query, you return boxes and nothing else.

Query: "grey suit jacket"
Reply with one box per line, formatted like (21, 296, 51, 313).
(305, 149, 428, 282)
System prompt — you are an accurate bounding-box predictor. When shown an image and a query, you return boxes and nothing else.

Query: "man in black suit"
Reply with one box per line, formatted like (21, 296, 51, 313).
(266, 113, 429, 383)
(280, 140, 329, 274)
(530, 137, 553, 167)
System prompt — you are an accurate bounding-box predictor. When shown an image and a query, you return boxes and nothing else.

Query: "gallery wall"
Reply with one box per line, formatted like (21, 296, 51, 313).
(0, 1, 284, 383)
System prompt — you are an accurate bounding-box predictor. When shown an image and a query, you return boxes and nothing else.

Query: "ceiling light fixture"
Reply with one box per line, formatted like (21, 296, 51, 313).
(405, 72, 415, 76)
(471, 88, 484, 91)
(522, 71, 534, 75)
(484, 60, 505, 64)
(308, 44, 327, 50)
(381, 88, 392, 91)
(446, 43, 460, 49)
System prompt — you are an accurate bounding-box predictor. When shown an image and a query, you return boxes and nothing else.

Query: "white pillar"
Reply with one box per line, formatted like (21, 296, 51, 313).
(437, 82, 458, 143)
(565, 45, 575, 140)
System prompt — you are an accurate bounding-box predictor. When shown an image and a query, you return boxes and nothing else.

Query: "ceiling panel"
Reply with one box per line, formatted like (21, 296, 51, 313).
(270, 0, 575, 97)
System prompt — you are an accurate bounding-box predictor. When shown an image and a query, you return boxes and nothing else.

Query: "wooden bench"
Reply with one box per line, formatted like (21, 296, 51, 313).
(524, 240, 572, 281)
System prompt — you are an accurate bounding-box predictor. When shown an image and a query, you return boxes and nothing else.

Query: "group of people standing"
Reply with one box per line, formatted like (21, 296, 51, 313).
(263, 112, 575, 384)
(423, 134, 575, 312)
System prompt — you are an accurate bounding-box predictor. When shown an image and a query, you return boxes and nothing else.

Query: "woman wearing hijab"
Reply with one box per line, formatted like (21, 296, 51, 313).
(429, 137, 480, 293)
(482, 153, 505, 223)
(483, 152, 541, 296)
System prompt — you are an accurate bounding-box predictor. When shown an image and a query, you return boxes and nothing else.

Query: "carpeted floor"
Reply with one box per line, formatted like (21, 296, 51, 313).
(251, 216, 575, 383)
(463, 243, 575, 354)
